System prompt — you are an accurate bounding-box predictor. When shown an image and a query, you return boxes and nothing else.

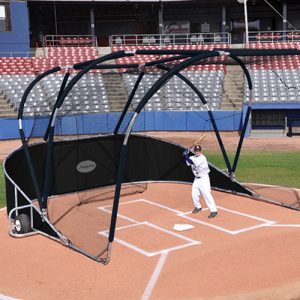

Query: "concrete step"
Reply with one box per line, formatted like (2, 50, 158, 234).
(221, 63, 244, 110)
(223, 93, 243, 97)
(0, 110, 17, 116)
(102, 73, 129, 110)
(106, 91, 128, 94)
(221, 104, 242, 109)
(97, 47, 111, 56)
(224, 84, 243, 88)
(0, 102, 12, 107)
(223, 99, 243, 102)
(250, 129, 286, 138)
(221, 102, 242, 106)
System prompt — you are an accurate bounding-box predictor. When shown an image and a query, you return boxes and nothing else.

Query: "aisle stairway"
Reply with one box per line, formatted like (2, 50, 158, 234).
(0, 93, 16, 117)
(221, 65, 244, 110)
(102, 73, 129, 112)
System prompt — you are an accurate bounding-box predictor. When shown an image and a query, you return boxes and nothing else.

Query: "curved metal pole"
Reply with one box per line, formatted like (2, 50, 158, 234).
(113, 55, 194, 135)
(18, 67, 61, 119)
(18, 66, 62, 210)
(108, 51, 221, 244)
(44, 71, 71, 142)
(156, 63, 232, 173)
(74, 54, 191, 71)
(156, 64, 207, 105)
(57, 51, 130, 110)
(41, 51, 131, 213)
(42, 71, 71, 211)
(113, 55, 197, 136)
(229, 55, 252, 90)
(134, 52, 220, 114)
(229, 55, 253, 175)
(144, 54, 190, 67)
(114, 71, 145, 135)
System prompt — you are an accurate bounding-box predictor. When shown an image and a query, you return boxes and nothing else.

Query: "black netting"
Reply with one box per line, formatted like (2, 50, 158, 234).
(6, 48, 300, 264)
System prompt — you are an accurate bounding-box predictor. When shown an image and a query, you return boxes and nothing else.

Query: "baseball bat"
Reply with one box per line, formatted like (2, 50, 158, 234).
(188, 133, 208, 150)
(193, 133, 207, 145)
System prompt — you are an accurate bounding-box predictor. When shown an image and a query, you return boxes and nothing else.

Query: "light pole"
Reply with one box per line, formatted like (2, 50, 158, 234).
(237, 0, 249, 46)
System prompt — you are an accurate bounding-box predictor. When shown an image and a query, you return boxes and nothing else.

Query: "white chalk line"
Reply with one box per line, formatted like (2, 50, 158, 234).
(99, 199, 273, 235)
(99, 220, 200, 257)
(98, 198, 300, 238)
(216, 205, 275, 223)
(141, 251, 169, 300)
(138, 200, 277, 235)
(178, 213, 238, 235)
(267, 224, 300, 228)
(0, 293, 20, 300)
(231, 223, 273, 235)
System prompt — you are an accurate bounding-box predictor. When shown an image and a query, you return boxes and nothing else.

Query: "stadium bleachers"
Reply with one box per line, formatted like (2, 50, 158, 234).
(117, 44, 227, 111)
(123, 70, 224, 111)
(2, 42, 300, 116)
(0, 73, 109, 115)
(245, 43, 300, 103)
(0, 47, 108, 115)
(0, 47, 99, 75)
(112, 44, 228, 72)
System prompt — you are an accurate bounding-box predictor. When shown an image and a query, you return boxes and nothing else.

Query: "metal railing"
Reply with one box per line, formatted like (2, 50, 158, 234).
(110, 32, 231, 47)
(248, 30, 300, 43)
(44, 35, 97, 47)
(0, 51, 35, 57)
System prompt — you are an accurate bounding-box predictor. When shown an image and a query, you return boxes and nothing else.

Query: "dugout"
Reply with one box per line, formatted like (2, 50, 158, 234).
(251, 104, 300, 136)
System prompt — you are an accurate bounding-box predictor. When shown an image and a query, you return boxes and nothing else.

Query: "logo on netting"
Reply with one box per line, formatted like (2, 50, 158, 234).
(76, 160, 96, 173)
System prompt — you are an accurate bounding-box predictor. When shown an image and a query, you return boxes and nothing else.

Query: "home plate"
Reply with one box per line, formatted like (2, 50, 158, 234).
(173, 224, 195, 231)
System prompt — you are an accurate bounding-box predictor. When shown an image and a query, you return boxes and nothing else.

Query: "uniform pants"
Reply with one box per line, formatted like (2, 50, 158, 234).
(192, 174, 217, 212)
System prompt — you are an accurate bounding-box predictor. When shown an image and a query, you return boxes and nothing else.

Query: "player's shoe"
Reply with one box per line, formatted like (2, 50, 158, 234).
(192, 207, 202, 214)
(208, 212, 218, 218)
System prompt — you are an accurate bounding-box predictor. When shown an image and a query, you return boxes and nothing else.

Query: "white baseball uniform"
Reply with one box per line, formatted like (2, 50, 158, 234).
(186, 153, 217, 213)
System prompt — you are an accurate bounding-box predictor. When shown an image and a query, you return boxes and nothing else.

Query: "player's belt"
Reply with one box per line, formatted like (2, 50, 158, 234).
(195, 176, 202, 179)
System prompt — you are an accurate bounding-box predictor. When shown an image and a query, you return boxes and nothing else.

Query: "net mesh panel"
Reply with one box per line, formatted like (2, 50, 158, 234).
(20, 50, 300, 261)
(119, 53, 300, 210)
(244, 183, 300, 210)
(22, 70, 148, 261)
(51, 73, 147, 261)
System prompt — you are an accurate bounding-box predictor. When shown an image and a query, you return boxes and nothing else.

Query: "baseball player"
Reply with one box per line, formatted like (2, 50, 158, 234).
(183, 144, 218, 218)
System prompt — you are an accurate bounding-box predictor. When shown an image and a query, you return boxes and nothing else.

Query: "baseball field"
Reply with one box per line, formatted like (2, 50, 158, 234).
(1, 133, 300, 300)
(1, 133, 300, 209)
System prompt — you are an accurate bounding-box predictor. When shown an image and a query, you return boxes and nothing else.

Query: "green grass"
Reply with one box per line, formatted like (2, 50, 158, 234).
(206, 151, 300, 189)
(0, 151, 300, 208)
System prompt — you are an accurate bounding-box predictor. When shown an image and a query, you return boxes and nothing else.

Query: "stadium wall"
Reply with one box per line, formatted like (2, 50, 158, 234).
(0, 111, 243, 140)
(0, 2, 30, 55)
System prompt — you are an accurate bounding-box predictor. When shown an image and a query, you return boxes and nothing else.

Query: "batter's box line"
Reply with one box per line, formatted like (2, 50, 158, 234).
(133, 199, 277, 235)
(97, 199, 278, 235)
(178, 206, 276, 235)
(99, 221, 201, 257)
(266, 224, 300, 228)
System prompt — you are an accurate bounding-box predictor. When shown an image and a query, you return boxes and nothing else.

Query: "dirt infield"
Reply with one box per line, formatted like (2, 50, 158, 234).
(0, 140, 21, 162)
(1, 183, 300, 300)
(148, 131, 300, 152)
(1, 134, 300, 299)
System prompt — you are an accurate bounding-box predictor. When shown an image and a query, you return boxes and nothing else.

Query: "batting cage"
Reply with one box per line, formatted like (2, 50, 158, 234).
(3, 47, 300, 264)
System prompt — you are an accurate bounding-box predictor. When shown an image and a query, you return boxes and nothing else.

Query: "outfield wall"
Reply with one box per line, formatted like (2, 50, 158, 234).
(0, 110, 243, 140)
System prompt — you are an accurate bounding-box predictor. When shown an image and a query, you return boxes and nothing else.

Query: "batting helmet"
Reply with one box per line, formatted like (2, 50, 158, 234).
(194, 144, 202, 152)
